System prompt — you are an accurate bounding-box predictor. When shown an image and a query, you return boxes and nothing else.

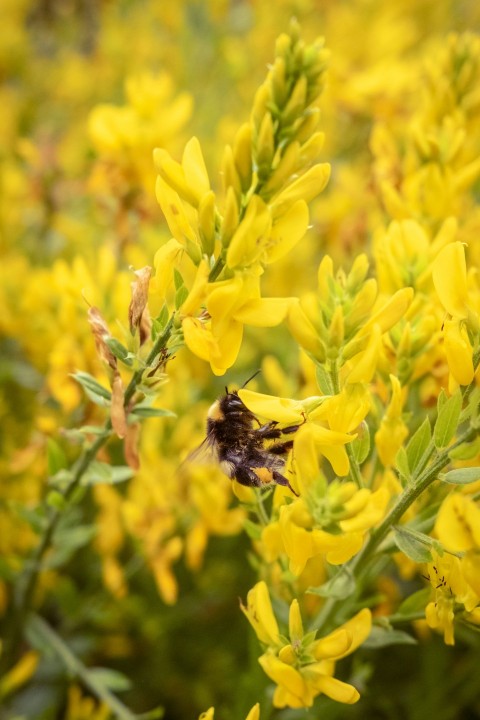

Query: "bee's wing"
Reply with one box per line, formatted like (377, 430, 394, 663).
(178, 434, 218, 471)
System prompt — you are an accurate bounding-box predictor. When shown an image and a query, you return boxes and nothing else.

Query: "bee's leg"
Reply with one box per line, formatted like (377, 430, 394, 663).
(255, 421, 280, 437)
(234, 465, 263, 488)
(272, 470, 299, 497)
(268, 439, 294, 456)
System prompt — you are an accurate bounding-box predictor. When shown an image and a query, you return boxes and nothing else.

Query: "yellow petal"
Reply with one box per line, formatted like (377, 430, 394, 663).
(432, 242, 469, 318)
(289, 599, 304, 642)
(271, 163, 331, 213)
(182, 317, 216, 362)
(324, 531, 363, 564)
(435, 494, 480, 552)
(226, 195, 272, 269)
(313, 628, 351, 659)
(287, 299, 325, 361)
(207, 275, 244, 323)
(346, 324, 381, 384)
(238, 389, 305, 424)
(258, 654, 310, 704)
(266, 200, 310, 263)
(241, 581, 280, 646)
(310, 674, 360, 704)
(245, 703, 260, 720)
(361, 287, 414, 335)
(153, 238, 183, 298)
(234, 297, 295, 327)
(182, 136, 210, 203)
(180, 259, 209, 316)
(444, 318, 474, 385)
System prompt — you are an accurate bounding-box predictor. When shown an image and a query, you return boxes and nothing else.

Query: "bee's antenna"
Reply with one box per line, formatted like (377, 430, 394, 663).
(242, 369, 261, 388)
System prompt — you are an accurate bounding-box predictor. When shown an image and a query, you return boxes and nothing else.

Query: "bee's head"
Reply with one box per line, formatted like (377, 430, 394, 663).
(208, 388, 247, 422)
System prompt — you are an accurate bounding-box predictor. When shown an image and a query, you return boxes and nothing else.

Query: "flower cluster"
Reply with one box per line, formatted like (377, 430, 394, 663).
(153, 21, 330, 374)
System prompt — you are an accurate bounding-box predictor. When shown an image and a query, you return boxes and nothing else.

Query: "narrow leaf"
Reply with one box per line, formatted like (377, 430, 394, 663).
(243, 519, 262, 540)
(130, 405, 176, 419)
(315, 364, 333, 394)
(395, 446, 410, 483)
(88, 667, 132, 692)
(175, 285, 189, 310)
(396, 587, 431, 616)
(363, 626, 417, 648)
(81, 461, 134, 486)
(434, 389, 462, 448)
(351, 421, 370, 464)
(105, 337, 132, 365)
(306, 566, 355, 600)
(441, 467, 480, 485)
(393, 526, 433, 563)
(72, 372, 111, 404)
(406, 417, 431, 473)
(47, 438, 67, 476)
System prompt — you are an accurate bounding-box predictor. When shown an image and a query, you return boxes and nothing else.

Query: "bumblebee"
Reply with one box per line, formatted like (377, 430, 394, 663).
(205, 385, 301, 496)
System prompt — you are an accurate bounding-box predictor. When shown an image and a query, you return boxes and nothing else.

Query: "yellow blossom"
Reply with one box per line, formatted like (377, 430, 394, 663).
(432, 242, 470, 319)
(241, 580, 281, 647)
(245, 584, 371, 709)
(375, 375, 409, 466)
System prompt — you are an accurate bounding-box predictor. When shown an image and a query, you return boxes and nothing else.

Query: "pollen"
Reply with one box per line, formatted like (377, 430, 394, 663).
(254, 467, 274, 484)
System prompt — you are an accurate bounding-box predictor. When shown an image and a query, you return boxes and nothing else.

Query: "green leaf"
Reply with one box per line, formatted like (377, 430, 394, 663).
(130, 404, 176, 419)
(315, 364, 333, 394)
(175, 285, 189, 310)
(152, 304, 170, 340)
(47, 438, 67, 476)
(243, 519, 262, 540)
(49, 524, 98, 566)
(306, 566, 355, 600)
(406, 417, 431, 473)
(173, 268, 184, 290)
(441, 467, 480, 485)
(449, 436, 480, 460)
(81, 461, 134, 486)
(105, 337, 133, 366)
(393, 526, 433, 563)
(88, 667, 132, 692)
(363, 625, 417, 648)
(395, 446, 411, 483)
(350, 421, 370, 464)
(46, 490, 67, 511)
(434, 389, 462, 448)
(396, 587, 431, 617)
(72, 371, 111, 405)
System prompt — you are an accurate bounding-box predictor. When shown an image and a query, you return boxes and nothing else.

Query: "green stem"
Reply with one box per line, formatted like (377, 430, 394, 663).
(310, 425, 477, 632)
(1, 316, 175, 676)
(28, 615, 164, 720)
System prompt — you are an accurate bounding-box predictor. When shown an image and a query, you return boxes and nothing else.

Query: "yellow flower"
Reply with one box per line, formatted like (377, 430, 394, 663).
(241, 581, 281, 647)
(374, 375, 409, 467)
(199, 705, 260, 720)
(443, 318, 475, 386)
(424, 550, 479, 645)
(244, 584, 371, 709)
(435, 493, 480, 553)
(432, 242, 470, 319)
(182, 271, 294, 375)
(0, 650, 39, 699)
